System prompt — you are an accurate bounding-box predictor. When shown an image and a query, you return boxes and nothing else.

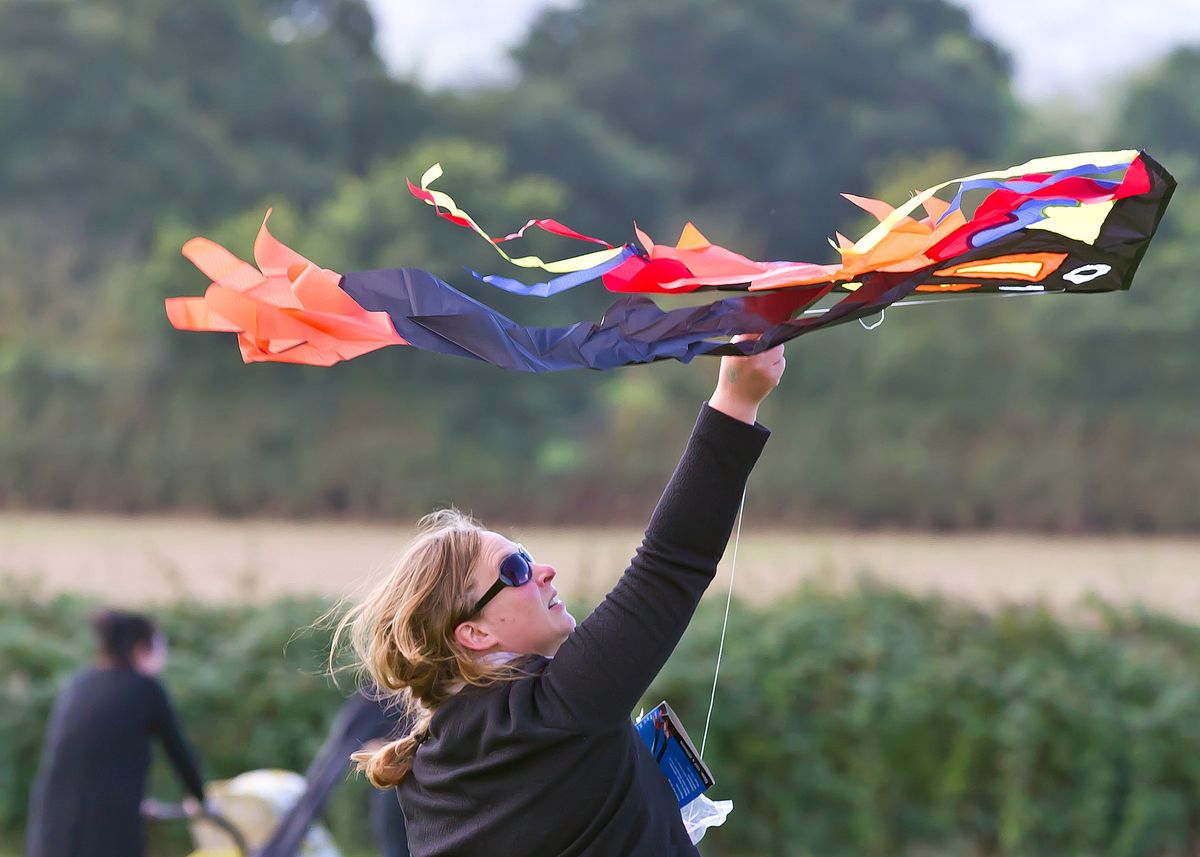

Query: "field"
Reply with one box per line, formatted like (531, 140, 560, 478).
(8, 514, 1200, 857)
(5, 513, 1200, 618)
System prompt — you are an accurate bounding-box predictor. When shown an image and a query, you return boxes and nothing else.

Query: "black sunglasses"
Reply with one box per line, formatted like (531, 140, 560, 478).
(469, 545, 535, 616)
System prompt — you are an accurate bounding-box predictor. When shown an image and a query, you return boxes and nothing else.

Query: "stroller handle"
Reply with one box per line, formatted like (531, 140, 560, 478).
(142, 798, 249, 855)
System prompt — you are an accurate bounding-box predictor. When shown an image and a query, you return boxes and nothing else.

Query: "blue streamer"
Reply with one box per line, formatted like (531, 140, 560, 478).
(468, 246, 638, 297)
(936, 162, 1128, 226)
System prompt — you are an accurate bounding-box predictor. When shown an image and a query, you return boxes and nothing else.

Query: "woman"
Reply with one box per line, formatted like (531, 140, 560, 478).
(338, 341, 784, 857)
(26, 609, 206, 857)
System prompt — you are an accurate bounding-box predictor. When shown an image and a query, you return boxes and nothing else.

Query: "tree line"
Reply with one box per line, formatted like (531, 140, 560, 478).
(1, 0, 1197, 529)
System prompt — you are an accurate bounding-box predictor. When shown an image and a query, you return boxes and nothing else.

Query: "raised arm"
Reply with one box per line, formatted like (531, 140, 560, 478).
(539, 339, 784, 731)
(149, 679, 206, 801)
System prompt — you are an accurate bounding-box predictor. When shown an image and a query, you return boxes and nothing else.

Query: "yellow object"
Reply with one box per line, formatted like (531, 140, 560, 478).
(188, 769, 341, 857)
(1027, 200, 1115, 244)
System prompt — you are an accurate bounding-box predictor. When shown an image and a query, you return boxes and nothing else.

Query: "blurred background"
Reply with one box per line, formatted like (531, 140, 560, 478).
(2, 0, 1199, 854)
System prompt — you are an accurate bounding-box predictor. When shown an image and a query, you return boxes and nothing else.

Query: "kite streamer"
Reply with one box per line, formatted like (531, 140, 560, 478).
(167, 150, 1175, 371)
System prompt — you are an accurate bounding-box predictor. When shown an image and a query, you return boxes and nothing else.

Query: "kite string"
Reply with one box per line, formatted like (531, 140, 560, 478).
(699, 484, 747, 760)
(700, 285, 1065, 748)
(859, 308, 886, 331)
(802, 287, 1069, 317)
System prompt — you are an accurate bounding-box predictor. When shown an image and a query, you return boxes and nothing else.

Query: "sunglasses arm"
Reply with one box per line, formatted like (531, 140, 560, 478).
(471, 579, 509, 616)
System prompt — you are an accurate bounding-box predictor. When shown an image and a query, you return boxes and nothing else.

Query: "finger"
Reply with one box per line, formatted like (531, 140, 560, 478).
(756, 345, 784, 363)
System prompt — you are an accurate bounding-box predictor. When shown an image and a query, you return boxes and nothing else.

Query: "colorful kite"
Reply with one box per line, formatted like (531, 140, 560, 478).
(167, 150, 1174, 371)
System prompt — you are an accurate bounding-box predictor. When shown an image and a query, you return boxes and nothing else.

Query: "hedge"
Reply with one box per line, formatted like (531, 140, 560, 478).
(4, 585, 1200, 855)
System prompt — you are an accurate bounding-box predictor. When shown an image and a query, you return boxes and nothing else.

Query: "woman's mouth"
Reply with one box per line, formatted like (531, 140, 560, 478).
(548, 595, 563, 610)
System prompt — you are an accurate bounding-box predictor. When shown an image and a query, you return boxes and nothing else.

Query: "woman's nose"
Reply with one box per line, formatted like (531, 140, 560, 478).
(536, 564, 556, 584)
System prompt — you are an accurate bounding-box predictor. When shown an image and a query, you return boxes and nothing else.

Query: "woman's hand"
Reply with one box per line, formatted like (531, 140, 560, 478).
(708, 335, 785, 425)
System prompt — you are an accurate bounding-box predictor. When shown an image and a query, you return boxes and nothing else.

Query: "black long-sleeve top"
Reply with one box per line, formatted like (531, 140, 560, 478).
(398, 404, 769, 857)
(26, 666, 205, 857)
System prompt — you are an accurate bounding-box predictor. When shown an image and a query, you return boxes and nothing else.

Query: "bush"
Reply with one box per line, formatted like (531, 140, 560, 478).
(5, 587, 1200, 855)
(661, 586, 1200, 856)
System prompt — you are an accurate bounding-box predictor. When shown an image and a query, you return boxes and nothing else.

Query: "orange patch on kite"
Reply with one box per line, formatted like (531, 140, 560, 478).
(167, 210, 407, 366)
(915, 282, 982, 292)
(934, 252, 1067, 281)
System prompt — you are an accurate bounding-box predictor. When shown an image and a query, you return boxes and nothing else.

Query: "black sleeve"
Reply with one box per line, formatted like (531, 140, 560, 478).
(536, 403, 769, 731)
(148, 679, 206, 801)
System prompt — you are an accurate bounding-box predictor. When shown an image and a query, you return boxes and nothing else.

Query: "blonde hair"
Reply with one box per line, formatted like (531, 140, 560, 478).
(333, 508, 527, 788)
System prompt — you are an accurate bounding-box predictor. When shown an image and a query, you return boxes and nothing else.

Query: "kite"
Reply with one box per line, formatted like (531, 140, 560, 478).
(167, 149, 1175, 371)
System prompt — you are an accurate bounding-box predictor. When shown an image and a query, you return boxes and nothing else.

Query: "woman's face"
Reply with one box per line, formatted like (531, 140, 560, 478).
(132, 632, 169, 676)
(457, 531, 577, 658)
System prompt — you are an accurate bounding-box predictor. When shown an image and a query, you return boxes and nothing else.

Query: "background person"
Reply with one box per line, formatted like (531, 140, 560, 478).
(26, 609, 205, 857)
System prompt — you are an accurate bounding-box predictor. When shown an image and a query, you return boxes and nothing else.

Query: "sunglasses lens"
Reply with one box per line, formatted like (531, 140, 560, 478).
(498, 549, 533, 587)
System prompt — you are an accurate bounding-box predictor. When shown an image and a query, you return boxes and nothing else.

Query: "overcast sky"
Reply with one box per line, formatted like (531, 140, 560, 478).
(363, 0, 1200, 101)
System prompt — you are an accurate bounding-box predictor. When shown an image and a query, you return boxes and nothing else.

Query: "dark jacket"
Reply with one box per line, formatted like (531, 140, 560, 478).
(399, 404, 769, 856)
(27, 667, 204, 857)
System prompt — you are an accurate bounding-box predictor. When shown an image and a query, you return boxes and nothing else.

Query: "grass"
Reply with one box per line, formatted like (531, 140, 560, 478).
(4, 511, 1200, 618)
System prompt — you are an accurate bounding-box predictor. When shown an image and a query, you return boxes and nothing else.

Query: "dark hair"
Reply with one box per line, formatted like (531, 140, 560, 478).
(92, 609, 157, 667)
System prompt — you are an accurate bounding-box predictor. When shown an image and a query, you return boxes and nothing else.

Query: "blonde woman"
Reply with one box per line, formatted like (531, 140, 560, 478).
(340, 341, 784, 856)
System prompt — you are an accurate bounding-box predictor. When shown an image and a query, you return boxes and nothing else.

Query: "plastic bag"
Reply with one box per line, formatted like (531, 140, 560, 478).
(681, 794, 733, 844)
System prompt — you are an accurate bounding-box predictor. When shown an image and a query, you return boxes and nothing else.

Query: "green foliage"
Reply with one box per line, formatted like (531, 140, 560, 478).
(6, 589, 1200, 855)
(660, 587, 1200, 856)
(0, 0, 434, 231)
(515, 0, 1017, 256)
(1116, 48, 1200, 166)
(0, 0, 1197, 530)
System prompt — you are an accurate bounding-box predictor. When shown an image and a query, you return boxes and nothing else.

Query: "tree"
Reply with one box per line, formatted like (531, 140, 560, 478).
(513, 0, 1017, 258)
(0, 0, 436, 235)
(1114, 47, 1200, 166)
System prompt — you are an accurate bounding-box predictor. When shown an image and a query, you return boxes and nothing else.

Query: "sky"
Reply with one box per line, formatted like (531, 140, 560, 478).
(364, 0, 1200, 101)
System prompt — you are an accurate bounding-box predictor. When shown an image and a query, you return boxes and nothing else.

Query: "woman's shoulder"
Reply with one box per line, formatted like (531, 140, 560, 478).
(68, 665, 146, 688)
(432, 656, 552, 723)
(423, 656, 578, 758)
(54, 667, 165, 711)
(101, 667, 169, 700)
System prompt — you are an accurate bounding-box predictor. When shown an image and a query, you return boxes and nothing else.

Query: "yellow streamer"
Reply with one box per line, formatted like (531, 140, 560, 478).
(849, 150, 1138, 256)
(417, 164, 626, 273)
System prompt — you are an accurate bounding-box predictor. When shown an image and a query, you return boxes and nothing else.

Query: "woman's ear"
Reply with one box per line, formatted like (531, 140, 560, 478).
(454, 620, 497, 653)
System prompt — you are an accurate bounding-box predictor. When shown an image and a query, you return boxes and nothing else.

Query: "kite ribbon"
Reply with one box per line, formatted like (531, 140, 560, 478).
(408, 163, 628, 274)
(850, 149, 1140, 256)
(468, 245, 639, 297)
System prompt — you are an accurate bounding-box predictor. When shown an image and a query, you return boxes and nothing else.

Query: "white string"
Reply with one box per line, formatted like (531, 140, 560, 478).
(700, 485, 747, 760)
(693, 289, 1064, 758)
(800, 288, 1067, 317)
(694, 289, 1061, 757)
(858, 308, 886, 330)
